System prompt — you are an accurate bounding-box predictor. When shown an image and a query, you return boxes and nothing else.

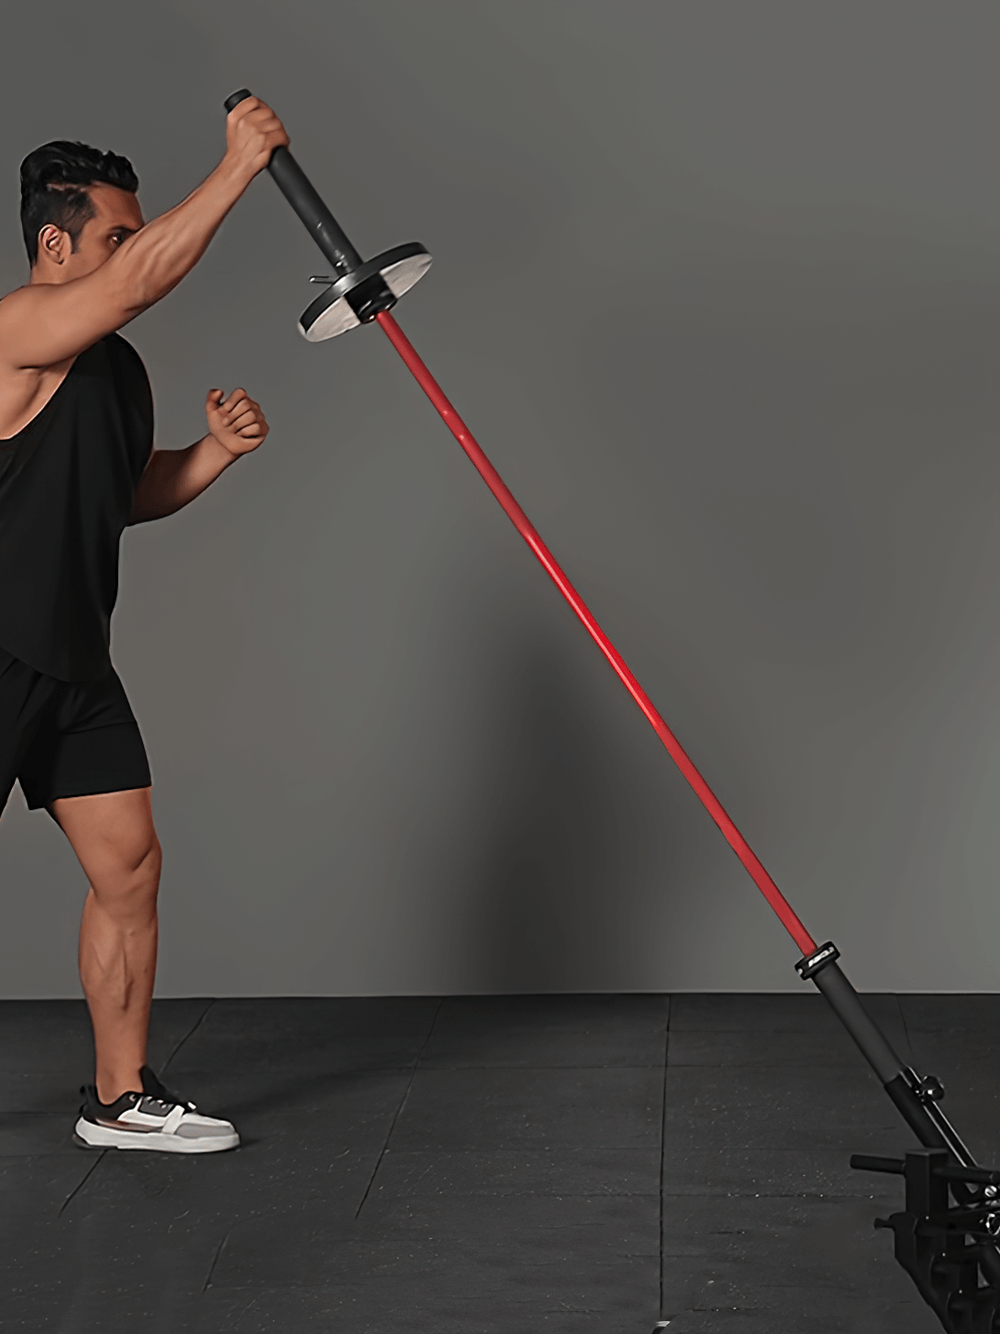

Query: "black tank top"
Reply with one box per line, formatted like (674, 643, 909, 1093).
(0, 334, 153, 682)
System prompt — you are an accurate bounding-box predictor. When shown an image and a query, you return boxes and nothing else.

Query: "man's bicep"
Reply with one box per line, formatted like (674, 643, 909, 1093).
(0, 277, 139, 371)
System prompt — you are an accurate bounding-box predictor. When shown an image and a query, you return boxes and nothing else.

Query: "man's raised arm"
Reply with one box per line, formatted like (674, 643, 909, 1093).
(0, 97, 288, 371)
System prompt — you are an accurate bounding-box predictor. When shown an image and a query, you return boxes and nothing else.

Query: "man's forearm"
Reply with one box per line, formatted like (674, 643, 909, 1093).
(116, 97, 287, 318)
(129, 435, 238, 524)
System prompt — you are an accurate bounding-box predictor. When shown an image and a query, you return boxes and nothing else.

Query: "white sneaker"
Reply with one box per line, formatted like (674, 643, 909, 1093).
(73, 1065, 239, 1154)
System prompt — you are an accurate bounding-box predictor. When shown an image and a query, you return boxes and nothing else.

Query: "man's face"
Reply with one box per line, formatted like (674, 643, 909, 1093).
(41, 183, 144, 281)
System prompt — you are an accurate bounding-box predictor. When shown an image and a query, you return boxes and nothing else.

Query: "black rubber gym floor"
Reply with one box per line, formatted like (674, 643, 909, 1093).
(2, 992, 996, 1332)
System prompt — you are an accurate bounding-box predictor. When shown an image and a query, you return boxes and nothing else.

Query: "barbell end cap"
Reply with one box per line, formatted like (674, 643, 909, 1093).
(224, 88, 253, 113)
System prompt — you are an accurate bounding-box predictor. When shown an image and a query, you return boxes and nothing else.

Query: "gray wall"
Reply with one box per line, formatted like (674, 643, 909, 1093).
(0, 1, 997, 997)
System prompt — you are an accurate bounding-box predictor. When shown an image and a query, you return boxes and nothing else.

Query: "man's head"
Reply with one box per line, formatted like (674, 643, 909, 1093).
(20, 140, 142, 281)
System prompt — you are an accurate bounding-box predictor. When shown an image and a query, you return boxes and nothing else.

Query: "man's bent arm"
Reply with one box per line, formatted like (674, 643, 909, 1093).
(0, 99, 287, 371)
(129, 436, 240, 524)
(131, 385, 270, 523)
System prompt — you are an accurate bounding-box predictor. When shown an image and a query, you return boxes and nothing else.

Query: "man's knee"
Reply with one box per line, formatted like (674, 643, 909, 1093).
(92, 831, 162, 910)
(52, 788, 162, 904)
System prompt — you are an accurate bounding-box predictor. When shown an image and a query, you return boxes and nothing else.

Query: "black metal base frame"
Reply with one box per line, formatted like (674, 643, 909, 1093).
(854, 1150, 1000, 1333)
(799, 943, 1000, 1333)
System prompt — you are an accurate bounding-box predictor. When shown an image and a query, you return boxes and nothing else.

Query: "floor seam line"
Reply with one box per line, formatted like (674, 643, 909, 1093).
(202, 1228, 231, 1291)
(894, 990, 915, 1066)
(161, 998, 217, 1075)
(660, 991, 671, 1321)
(354, 996, 445, 1220)
(58, 1150, 107, 1217)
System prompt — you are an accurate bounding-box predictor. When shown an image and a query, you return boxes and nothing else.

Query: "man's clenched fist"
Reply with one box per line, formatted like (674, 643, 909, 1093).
(206, 388, 269, 458)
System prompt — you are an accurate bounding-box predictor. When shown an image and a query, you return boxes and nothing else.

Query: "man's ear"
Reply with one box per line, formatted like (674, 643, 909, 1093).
(37, 224, 71, 267)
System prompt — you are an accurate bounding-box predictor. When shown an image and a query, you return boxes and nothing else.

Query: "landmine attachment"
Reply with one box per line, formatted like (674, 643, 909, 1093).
(798, 943, 1000, 1332)
(224, 89, 997, 1334)
(853, 1150, 1000, 1332)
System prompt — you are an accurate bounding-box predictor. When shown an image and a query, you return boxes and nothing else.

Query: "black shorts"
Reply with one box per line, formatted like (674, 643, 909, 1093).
(0, 646, 151, 815)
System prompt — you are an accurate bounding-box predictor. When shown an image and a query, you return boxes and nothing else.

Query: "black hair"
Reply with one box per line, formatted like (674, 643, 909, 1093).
(19, 140, 138, 265)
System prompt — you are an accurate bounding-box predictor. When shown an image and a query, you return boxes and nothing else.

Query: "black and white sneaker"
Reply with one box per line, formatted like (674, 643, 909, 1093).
(73, 1065, 239, 1154)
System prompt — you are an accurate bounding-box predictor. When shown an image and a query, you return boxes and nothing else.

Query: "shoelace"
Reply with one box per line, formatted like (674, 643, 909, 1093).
(148, 1082, 197, 1113)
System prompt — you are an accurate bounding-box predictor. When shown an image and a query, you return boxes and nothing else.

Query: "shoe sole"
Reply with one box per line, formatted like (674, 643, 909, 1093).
(73, 1117, 239, 1153)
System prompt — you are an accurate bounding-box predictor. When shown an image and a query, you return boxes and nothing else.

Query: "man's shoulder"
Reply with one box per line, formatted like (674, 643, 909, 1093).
(104, 329, 138, 355)
(0, 283, 37, 338)
(102, 331, 149, 377)
(101, 334, 153, 429)
(0, 283, 30, 306)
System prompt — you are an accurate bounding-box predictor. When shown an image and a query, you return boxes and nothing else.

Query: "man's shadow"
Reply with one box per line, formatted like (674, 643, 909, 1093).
(452, 607, 673, 996)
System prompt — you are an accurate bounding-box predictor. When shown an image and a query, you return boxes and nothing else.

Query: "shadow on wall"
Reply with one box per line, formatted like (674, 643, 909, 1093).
(455, 611, 665, 995)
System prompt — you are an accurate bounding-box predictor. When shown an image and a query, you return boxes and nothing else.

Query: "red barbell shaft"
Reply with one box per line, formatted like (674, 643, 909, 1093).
(376, 310, 816, 958)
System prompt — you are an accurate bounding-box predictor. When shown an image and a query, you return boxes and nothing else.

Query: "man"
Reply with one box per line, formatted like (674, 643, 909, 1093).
(0, 96, 289, 1153)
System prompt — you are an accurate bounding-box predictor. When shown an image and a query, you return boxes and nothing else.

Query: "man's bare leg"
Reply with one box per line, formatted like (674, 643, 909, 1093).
(50, 787, 161, 1105)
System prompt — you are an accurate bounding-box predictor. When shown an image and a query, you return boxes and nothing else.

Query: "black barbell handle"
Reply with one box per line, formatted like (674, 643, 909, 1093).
(224, 88, 362, 278)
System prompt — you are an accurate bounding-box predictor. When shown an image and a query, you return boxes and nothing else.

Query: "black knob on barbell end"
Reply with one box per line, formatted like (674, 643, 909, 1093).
(224, 89, 253, 113)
